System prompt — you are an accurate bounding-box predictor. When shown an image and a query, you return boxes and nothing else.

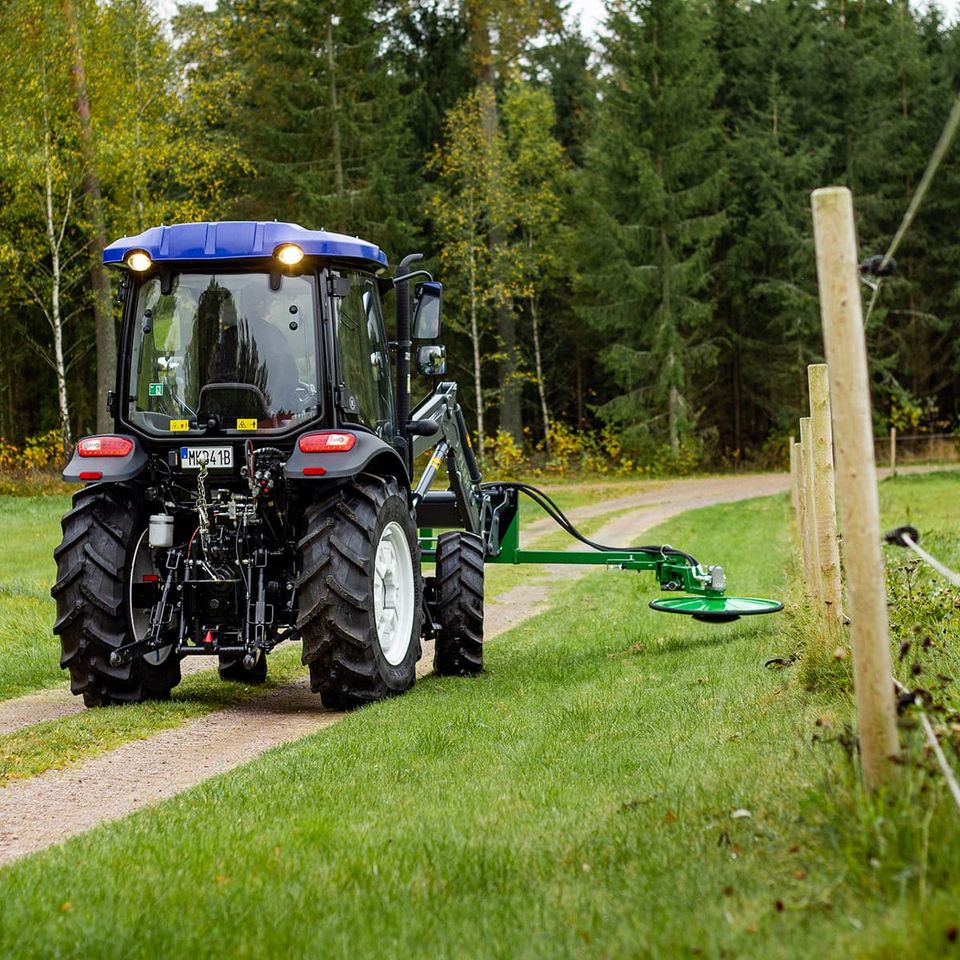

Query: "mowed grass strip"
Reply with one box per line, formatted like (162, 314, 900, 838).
(0, 495, 71, 699)
(0, 645, 305, 786)
(0, 484, 648, 780)
(0, 482, 645, 703)
(0, 490, 922, 960)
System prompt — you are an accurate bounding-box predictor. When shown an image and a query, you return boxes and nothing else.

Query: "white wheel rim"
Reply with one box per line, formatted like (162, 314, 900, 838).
(129, 529, 173, 666)
(373, 521, 415, 666)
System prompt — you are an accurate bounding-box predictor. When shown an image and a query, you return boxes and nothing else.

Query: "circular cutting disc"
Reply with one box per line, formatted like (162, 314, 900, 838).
(649, 595, 784, 624)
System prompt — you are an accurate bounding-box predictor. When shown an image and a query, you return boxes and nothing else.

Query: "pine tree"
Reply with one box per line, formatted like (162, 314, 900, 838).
(578, 0, 726, 458)
(176, 0, 421, 255)
(710, 0, 826, 454)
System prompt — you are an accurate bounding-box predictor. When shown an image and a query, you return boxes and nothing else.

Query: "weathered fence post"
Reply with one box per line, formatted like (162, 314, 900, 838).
(811, 186, 899, 788)
(789, 437, 800, 520)
(808, 364, 844, 638)
(799, 417, 821, 601)
(890, 426, 897, 476)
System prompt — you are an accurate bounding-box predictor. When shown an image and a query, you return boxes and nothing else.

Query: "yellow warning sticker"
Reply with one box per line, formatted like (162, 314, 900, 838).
(429, 454, 443, 471)
(465, 432, 472, 448)
(170, 419, 190, 433)
(236, 418, 258, 431)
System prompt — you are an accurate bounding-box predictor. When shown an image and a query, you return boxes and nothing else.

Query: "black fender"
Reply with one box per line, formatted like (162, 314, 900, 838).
(62, 434, 149, 484)
(284, 431, 409, 487)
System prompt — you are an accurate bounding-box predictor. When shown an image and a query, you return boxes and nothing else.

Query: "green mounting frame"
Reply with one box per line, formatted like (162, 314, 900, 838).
(419, 506, 721, 597)
(419, 502, 784, 624)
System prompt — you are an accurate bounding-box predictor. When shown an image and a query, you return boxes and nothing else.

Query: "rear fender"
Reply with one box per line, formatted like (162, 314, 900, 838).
(63, 434, 149, 484)
(285, 431, 408, 487)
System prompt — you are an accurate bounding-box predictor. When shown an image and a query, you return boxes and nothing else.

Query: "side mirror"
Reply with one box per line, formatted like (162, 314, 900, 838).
(412, 281, 442, 339)
(416, 344, 446, 377)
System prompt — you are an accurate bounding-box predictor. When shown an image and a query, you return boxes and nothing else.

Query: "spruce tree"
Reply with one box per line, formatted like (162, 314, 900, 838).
(578, 0, 726, 458)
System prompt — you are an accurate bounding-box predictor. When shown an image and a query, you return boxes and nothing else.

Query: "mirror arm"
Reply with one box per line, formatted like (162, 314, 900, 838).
(387, 269, 433, 287)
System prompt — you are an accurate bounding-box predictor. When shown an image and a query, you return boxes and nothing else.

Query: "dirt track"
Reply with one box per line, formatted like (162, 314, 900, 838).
(0, 472, 790, 865)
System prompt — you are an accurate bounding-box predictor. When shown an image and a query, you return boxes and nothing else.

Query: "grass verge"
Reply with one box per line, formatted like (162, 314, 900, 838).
(0, 491, 943, 959)
(0, 645, 304, 786)
(0, 496, 71, 698)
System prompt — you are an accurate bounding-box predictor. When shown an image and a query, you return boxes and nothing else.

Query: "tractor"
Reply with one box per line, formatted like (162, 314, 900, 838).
(52, 221, 781, 709)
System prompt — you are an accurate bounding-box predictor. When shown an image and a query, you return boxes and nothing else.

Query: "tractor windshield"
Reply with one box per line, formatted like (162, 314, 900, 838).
(127, 272, 320, 435)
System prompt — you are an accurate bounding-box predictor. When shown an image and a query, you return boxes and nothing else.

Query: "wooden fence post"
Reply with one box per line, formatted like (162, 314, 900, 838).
(811, 186, 899, 788)
(789, 437, 800, 520)
(808, 364, 843, 638)
(799, 417, 822, 602)
(890, 426, 897, 475)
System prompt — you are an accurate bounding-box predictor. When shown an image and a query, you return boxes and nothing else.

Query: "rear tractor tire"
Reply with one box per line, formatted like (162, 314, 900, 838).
(52, 484, 182, 707)
(297, 475, 422, 710)
(432, 531, 484, 676)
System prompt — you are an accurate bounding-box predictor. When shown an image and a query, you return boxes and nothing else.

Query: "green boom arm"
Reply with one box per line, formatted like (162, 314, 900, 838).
(411, 388, 783, 624)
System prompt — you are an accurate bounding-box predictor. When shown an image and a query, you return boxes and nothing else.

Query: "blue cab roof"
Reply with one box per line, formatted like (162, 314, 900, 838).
(103, 221, 388, 268)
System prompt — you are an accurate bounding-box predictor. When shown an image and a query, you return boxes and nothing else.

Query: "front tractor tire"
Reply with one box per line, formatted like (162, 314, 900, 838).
(432, 532, 484, 676)
(52, 485, 182, 707)
(297, 475, 422, 710)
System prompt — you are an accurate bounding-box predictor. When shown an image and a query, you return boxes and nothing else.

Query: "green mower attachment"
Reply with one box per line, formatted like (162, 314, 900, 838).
(419, 482, 783, 626)
(649, 595, 784, 624)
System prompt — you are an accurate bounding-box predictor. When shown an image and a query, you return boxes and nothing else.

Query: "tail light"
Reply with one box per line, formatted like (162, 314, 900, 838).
(298, 432, 356, 453)
(77, 436, 134, 457)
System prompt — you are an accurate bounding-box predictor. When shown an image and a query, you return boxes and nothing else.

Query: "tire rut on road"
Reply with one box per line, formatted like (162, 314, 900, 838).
(0, 472, 790, 867)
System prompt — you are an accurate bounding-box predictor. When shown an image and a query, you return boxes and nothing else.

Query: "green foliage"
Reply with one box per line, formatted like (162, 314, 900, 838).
(577, 0, 727, 454)
(4, 0, 960, 464)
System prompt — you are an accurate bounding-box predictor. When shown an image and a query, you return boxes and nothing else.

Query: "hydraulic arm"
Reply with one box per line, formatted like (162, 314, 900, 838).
(409, 384, 783, 625)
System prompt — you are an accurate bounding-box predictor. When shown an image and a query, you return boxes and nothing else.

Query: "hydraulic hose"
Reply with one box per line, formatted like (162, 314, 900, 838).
(481, 481, 701, 567)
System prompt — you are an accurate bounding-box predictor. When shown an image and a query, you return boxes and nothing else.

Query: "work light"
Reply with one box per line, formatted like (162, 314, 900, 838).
(275, 243, 304, 266)
(126, 250, 152, 272)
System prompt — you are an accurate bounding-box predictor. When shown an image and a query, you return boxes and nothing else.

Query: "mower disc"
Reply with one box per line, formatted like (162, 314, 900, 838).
(648, 595, 784, 624)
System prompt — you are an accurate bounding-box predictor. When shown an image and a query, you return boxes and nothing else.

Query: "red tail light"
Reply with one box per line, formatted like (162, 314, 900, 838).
(77, 436, 134, 457)
(79, 471, 103, 481)
(298, 432, 356, 453)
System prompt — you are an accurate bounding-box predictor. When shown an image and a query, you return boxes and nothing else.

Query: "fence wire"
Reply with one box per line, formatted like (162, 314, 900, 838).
(863, 88, 960, 325)
(885, 526, 960, 588)
(892, 678, 960, 812)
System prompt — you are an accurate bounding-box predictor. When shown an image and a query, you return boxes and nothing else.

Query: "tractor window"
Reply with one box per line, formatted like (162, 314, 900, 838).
(127, 272, 321, 434)
(332, 272, 394, 440)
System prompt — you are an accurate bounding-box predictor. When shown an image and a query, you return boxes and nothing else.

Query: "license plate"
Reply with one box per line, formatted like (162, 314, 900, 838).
(179, 446, 233, 470)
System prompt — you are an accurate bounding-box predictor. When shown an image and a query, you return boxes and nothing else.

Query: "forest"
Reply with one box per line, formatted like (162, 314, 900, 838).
(1, 0, 959, 471)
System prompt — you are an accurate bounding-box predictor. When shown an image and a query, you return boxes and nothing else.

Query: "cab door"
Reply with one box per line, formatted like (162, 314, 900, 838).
(329, 270, 395, 441)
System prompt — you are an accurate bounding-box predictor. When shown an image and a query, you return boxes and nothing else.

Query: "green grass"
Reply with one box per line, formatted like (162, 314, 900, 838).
(0, 490, 947, 959)
(1, 476, 958, 959)
(0, 495, 71, 698)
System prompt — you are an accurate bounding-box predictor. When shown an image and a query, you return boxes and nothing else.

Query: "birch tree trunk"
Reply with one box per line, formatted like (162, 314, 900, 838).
(468, 232, 485, 456)
(530, 295, 550, 455)
(42, 130, 73, 449)
(327, 15, 344, 197)
(470, 11, 521, 444)
(61, 0, 114, 432)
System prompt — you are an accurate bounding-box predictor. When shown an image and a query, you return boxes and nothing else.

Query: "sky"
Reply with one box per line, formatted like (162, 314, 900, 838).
(153, 0, 954, 38)
(155, 0, 609, 34)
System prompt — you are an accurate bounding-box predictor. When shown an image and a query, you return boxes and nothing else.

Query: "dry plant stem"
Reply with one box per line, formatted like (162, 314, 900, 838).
(808, 364, 843, 638)
(800, 417, 822, 602)
(811, 185, 899, 788)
